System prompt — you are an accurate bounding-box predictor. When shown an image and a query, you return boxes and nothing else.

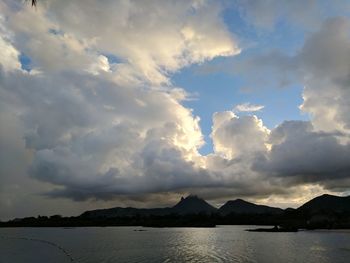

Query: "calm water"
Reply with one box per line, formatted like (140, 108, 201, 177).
(1, 226, 350, 263)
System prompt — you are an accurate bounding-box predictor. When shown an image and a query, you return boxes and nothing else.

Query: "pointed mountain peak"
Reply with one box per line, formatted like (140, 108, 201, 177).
(172, 194, 217, 215)
(183, 194, 200, 200)
(176, 195, 203, 204)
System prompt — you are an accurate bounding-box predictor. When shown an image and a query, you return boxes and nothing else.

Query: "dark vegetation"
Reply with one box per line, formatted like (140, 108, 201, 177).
(2, 194, 350, 230)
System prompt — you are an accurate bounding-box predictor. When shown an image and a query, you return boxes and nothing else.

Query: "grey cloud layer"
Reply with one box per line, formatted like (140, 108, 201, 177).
(254, 121, 350, 188)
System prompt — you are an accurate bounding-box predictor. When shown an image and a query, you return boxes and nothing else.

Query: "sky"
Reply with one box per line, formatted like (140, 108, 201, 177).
(1, 0, 350, 220)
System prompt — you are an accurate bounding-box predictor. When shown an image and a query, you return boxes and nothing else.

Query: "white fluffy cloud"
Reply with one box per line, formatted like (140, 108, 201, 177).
(3, 0, 239, 85)
(211, 111, 269, 159)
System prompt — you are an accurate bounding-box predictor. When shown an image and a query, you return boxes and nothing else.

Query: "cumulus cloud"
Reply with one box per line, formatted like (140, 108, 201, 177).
(0, 66, 210, 200)
(211, 111, 269, 159)
(259, 17, 350, 191)
(198, 16, 350, 194)
(220, 17, 350, 192)
(4, 0, 239, 85)
(0, 0, 242, 205)
(299, 17, 350, 134)
(254, 121, 350, 188)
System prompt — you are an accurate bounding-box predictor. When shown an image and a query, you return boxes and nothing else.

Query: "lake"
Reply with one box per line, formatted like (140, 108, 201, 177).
(1, 226, 349, 262)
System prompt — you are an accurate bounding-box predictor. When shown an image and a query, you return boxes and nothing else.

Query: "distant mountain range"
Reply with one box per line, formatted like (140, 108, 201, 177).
(81, 195, 217, 218)
(81, 193, 350, 219)
(2, 193, 350, 229)
(80, 194, 283, 219)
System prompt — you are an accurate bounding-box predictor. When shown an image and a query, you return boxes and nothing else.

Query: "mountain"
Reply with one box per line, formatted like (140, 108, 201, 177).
(3, 193, 350, 229)
(297, 194, 350, 215)
(219, 199, 283, 216)
(81, 195, 217, 219)
(171, 195, 217, 215)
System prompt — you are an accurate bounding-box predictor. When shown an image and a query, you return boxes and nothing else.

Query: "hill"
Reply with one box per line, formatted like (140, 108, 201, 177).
(297, 194, 350, 215)
(219, 199, 283, 216)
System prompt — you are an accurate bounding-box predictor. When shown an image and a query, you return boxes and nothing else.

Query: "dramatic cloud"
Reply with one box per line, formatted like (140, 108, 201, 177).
(225, 17, 350, 191)
(254, 121, 350, 189)
(4, 0, 239, 84)
(0, 0, 241, 207)
(198, 16, 350, 194)
(1, 0, 350, 219)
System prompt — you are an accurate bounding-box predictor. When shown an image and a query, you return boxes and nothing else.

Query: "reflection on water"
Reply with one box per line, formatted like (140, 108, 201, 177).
(1, 226, 350, 263)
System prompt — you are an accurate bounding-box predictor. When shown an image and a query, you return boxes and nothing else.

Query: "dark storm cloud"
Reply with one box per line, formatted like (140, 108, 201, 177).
(253, 121, 350, 187)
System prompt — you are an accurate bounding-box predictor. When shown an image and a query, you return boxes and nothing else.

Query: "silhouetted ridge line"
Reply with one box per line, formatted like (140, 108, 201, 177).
(2, 194, 350, 229)
(297, 194, 350, 214)
(219, 199, 283, 216)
